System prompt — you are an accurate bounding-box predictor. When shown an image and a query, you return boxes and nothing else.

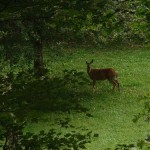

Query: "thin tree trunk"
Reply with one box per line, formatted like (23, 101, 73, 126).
(4, 44, 12, 61)
(33, 40, 45, 77)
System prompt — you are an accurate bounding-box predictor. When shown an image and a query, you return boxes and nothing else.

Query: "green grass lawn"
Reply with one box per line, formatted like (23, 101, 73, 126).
(22, 46, 150, 149)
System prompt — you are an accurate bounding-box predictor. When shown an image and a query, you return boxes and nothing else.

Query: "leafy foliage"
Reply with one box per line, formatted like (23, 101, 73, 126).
(1, 0, 150, 77)
(133, 94, 150, 123)
(1, 0, 150, 46)
(0, 68, 95, 149)
(0, 113, 93, 150)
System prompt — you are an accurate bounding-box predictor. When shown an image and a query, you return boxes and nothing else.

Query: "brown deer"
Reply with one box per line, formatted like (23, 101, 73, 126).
(86, 60, 120, 91)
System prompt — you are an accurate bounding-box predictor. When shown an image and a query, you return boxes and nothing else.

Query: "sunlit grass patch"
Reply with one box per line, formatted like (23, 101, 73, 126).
(26, 46, 150, 149)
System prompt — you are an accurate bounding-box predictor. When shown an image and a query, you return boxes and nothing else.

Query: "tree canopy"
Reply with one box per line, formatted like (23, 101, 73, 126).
(1, 0, 149, 75)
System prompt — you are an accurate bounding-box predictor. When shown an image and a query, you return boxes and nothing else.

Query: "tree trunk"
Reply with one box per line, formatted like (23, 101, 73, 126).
(33, 40, 45, 77)
(3, 43, 12, 61)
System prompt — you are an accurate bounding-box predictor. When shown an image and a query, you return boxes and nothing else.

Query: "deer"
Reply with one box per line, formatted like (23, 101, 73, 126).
(86, 60, 120, 91)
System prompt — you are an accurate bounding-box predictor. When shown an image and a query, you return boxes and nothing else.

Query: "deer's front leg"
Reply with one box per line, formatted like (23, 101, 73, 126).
(93, 80, 96, 89)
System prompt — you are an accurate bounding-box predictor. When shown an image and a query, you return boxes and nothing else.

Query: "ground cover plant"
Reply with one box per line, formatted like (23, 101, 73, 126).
(0, 45, 150, 149)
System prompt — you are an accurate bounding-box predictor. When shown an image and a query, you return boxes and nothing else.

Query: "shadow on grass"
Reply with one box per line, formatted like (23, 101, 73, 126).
(0, 70, 98, 149)
(0, 109, 95, 150)
(0, 69, 92, 114)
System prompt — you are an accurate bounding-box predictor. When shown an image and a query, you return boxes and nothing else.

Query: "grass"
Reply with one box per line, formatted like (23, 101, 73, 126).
(29, 46, 150, 149)
(1, 46, 150, 149)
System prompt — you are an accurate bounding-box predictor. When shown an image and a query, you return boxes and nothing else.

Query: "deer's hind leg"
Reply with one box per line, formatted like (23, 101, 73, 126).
(111, 79, 120, 92)
(108, 78, 117, 91)
(112, 80, 117, 91)
(115, 79, 120, 91)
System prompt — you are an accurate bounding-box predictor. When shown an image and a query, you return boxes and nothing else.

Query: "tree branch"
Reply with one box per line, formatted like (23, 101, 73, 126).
(0, 0, 13, 12)
(0, 15, 54, 22)
(0, 110, 15, 113)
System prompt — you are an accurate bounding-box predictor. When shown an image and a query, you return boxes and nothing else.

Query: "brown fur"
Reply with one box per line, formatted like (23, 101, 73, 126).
(86, 60, 120, 91)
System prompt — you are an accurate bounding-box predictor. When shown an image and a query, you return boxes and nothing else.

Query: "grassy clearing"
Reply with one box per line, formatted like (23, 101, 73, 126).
(5, 46, 150, 149)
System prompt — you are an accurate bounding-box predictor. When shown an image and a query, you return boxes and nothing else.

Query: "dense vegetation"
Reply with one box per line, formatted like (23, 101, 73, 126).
(0, 0, 150, 149)
(1, 0, 150, 75)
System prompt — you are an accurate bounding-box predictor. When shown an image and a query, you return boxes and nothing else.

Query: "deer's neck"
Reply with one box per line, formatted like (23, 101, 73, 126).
(87, 66, 92, 75)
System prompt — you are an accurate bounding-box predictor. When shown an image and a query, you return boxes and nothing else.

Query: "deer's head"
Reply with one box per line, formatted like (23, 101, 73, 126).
(86, 60, 94, 73)
(86, 59, 93, 67)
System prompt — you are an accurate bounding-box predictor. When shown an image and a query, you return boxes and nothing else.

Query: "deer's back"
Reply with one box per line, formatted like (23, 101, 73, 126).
(89, 68, 117, 80)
